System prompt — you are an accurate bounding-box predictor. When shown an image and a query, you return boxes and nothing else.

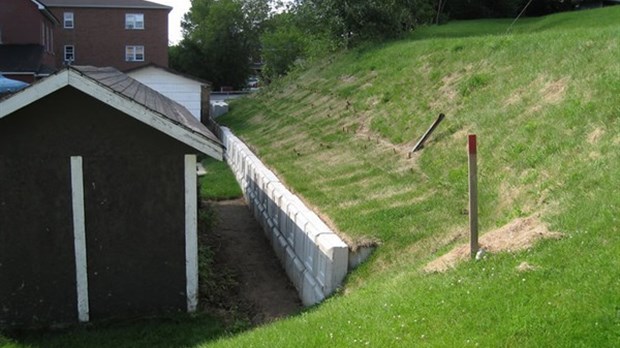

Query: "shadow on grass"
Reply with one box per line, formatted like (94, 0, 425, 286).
(5, 312, 242, 348)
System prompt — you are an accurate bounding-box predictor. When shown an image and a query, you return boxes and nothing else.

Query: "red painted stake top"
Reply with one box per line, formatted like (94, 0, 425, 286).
(468, 134, 477, 155)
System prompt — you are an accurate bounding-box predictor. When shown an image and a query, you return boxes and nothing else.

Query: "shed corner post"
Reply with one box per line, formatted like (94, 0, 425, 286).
(184, 154, 199, 312)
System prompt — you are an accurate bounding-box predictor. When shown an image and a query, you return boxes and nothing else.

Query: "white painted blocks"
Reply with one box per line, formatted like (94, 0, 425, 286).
(220, 127, 351, 306)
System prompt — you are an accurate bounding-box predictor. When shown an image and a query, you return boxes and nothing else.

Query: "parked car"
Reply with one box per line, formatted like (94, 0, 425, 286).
(245, 76, 261, 90)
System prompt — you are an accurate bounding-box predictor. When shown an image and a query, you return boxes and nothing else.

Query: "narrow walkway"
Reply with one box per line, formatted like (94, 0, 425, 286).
(211, 199, 302, 324)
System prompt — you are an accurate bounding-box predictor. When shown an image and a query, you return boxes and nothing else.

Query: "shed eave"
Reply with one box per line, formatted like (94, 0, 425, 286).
(66, 70, 223, 160)
(0, 70, 223, 160)
(0, 70, 69, 119)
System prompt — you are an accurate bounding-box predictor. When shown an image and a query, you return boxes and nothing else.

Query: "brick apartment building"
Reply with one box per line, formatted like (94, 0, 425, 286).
(41, 0, 171, 71)
(0, 0, 59, 82)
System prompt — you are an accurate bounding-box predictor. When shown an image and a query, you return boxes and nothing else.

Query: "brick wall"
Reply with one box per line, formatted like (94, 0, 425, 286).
(49, 7, 169, 70)
(0, 0, 43, 44)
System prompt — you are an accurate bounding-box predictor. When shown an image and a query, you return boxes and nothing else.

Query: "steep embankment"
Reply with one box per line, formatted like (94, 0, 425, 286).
(214, 7, 619, 347)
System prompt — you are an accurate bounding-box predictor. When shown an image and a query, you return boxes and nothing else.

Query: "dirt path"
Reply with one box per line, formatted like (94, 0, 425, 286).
(210, 199, 302, 324)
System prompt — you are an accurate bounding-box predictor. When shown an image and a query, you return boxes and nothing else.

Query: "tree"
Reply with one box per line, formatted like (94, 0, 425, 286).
(298, 0, 436, 47)
(260, 13, 307, 80)
(172, 0, 270, 89)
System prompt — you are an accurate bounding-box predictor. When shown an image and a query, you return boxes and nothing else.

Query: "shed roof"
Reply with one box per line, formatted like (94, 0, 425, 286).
(39, 0, 172, 10)
(125, 63, 212, 87)
(0, 66, 223, 160)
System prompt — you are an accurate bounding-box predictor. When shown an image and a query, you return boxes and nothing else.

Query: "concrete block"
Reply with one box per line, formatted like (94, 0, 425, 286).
(273, 232, 286, 263)
(292, 212, 307, 248)
(348, 246, 375, 270)
(278, 203, 287, 232)
(292, 256, 305, 292)
(316, 251, 327, 289)
(285, 246, 304, 292)
(260, 209, 270, 232)
(301, 271, 324, 306)
(315, 233, 349, 294)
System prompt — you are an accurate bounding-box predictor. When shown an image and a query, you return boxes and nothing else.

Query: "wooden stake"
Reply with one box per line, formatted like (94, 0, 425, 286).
(468, 134, 479, 259)
(409, 113, 445, 155)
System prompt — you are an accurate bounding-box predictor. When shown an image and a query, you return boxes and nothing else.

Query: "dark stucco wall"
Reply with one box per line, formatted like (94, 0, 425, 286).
(0, 86, 196, 326)
(0, 157, 76, 327)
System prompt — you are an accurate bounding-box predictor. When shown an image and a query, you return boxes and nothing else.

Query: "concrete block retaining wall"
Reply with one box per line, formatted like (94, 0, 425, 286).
(220, 127, 350, 306)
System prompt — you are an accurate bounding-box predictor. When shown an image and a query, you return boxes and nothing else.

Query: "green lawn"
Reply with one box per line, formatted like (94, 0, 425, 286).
(199, 157, 243, 201)
(3, 7, 619, 347)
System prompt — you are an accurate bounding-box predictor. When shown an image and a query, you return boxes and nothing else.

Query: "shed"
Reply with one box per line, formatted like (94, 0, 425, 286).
(0, 66, 223, 328)
(126, 64, 210, 122)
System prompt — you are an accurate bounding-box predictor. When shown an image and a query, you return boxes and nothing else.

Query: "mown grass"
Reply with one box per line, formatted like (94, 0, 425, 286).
(199, 157, 243, 200)
(211, 6, 620, 347)
(2, 7, 619, 347)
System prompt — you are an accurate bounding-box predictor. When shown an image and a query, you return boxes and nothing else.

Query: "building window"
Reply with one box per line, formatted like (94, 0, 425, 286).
(64, 45, 75, 63)
(64, 12, 74, 29)
(125, 14, 144, 30)
(125, 45, 144, 62)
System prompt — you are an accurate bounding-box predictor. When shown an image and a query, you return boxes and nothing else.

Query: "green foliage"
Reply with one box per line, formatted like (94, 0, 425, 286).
(259, 9, 338, 81)
(258, 0, 437, 79)
(260, 14, 307, 80)
(300, 0, 437, 46)
(172, 0, 270, 89)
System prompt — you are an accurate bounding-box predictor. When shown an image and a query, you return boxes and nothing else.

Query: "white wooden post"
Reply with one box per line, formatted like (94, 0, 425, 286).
(70, 156, 90, 322)
(184, 154, 199, 312)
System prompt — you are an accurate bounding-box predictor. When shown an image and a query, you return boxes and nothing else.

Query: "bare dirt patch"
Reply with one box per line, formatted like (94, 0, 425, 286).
(516, 261, 537, 272)
(340, 75, 357, 83)
(587, 127, 605, 144)
(206, 199, 302, 324)
(423, 216, 563, 273)
(541, 77, 570, 104)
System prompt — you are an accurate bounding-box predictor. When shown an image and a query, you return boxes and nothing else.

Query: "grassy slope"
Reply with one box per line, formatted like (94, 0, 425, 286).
(211, 7, 620, 347)
(1, 8, 618, 348)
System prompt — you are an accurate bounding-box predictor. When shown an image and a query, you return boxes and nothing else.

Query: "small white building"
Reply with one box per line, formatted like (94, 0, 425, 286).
(127, 64, 210, 121)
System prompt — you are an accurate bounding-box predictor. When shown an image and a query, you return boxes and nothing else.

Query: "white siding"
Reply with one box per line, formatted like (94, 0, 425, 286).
(128, 66, 204, 120)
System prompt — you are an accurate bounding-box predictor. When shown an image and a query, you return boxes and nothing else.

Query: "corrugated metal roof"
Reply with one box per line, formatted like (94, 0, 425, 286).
(70, 65, 220, 146)
(40, 0, 172, 10)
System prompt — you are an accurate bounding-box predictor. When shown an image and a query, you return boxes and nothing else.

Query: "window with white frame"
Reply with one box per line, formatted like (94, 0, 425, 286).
(64, 12, 74, 29)
(125, 13, 144, 29)
(64, 45, 75, 63)
(125, 45, 144, 62)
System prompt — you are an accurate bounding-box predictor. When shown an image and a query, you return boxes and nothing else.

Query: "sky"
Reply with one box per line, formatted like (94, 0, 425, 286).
(153, 0, 191, 45)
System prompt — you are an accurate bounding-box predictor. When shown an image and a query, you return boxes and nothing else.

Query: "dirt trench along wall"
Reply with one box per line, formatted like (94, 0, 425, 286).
(221, 127, 352, 306)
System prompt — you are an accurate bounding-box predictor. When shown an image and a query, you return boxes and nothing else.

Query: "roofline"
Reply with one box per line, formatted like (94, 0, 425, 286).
(42, 3, 172, 11)
(124, 63, 212, 87)
(0, 68, 222, 160)
(0, 72, 37, 75)
(31, 0, 61, 24)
